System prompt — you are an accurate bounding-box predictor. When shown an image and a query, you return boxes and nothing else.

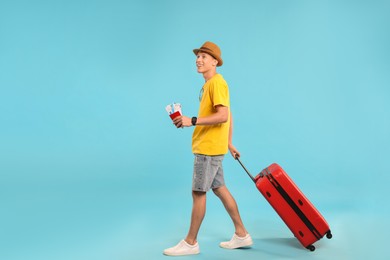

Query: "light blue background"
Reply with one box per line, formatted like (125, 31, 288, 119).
(1, 0, 389, 259)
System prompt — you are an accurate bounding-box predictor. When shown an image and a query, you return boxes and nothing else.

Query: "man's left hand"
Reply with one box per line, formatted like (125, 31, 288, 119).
(173, 116, 192, 128)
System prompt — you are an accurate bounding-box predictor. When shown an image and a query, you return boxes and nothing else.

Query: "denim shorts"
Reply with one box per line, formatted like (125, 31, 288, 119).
(192, 154, 225, 192)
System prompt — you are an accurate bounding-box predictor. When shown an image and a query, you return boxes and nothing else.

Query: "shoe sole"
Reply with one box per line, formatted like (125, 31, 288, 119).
(220, 241, 253, 249)
(163, 251, 200, 256)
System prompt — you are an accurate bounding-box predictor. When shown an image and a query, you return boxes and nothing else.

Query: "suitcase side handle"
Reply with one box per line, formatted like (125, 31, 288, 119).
(236, 157, 256, 183)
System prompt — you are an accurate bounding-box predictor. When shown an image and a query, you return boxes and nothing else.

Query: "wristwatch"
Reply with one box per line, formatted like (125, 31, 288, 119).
(191, 117, 197, 126)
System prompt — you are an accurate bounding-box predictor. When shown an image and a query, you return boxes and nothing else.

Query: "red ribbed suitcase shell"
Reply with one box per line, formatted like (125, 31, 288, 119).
(254, 163, 331, 251)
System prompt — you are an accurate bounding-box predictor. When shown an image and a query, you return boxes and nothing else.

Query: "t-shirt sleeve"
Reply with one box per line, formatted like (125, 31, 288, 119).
(210, 80, 229, 108)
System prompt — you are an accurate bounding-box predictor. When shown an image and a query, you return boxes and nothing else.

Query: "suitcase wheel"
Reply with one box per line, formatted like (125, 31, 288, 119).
(326, 231, 333, 239)
(307, 245, 315, 252)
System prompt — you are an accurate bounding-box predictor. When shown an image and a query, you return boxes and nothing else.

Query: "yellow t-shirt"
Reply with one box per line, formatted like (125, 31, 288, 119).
(192, 74, 230, 155)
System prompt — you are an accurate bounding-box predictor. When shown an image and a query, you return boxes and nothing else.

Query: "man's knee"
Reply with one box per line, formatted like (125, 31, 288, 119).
(192, 190, 206, 198)
(212, 186, 224, 197)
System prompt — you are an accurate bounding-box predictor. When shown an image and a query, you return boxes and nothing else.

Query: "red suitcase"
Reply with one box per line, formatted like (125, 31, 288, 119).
(237, 158, 332, 251)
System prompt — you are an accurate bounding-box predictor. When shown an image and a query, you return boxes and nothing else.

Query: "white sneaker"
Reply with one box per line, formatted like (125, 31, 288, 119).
(163, 240, 200, 256)
(220, 233, 253, 249)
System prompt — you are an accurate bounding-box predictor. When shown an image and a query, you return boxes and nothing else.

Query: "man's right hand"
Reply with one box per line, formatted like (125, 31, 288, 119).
(228, 144, 240, 159)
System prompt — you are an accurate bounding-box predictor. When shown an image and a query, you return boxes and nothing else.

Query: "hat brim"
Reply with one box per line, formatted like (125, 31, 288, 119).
(193, 48, 223, 67)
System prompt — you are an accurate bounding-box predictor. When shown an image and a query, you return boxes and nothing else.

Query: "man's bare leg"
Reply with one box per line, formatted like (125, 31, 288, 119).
(185, 191, 207, 245)
(213, 186, 247, 236)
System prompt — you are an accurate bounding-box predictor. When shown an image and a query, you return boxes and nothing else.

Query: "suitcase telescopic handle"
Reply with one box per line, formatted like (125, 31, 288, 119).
(235, 157, 256, 183)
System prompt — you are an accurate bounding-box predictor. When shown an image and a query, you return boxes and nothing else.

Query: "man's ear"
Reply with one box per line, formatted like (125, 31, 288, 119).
(213, 59, 218, 66)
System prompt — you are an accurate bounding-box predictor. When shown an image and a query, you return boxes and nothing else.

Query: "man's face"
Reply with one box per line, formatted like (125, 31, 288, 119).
(196, 52, 217, 73)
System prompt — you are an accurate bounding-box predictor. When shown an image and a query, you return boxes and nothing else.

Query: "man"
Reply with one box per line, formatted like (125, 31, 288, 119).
(163, 41, 253, 256)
